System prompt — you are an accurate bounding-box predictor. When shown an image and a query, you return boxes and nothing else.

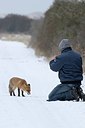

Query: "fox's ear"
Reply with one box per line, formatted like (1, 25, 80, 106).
(28, 84, 30, 86)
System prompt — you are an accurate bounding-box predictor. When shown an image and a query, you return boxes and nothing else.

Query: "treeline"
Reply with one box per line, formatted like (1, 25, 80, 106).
(29, 0, 85, 58)
(0, 14, 33, 34)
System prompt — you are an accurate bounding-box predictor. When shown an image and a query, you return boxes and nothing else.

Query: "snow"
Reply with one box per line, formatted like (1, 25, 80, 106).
(28, 12, 44, 19)
(0, 40, 85, 128)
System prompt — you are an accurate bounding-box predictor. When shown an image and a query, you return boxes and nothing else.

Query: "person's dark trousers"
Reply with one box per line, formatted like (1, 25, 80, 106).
(48, 84, 80, 101)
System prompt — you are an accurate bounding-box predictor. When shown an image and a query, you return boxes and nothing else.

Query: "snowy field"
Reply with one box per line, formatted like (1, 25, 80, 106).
(0, 40, 85, 128)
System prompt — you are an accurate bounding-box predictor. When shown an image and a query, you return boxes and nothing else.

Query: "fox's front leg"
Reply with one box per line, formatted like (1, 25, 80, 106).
(22, 90, 25, 97)
(18, 88, 20, 96)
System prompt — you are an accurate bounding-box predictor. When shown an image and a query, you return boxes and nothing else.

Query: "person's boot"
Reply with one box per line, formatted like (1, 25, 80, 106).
(70, 87, 79, 101)
(77, 87, 85, 101)
(81, 93, 85, 101)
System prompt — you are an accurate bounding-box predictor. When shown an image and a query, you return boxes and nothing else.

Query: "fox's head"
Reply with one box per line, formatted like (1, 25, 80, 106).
(23, 83, 31, 94)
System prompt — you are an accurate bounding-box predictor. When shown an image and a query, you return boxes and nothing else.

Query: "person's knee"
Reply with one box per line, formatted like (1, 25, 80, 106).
(48, 93, 53, 100)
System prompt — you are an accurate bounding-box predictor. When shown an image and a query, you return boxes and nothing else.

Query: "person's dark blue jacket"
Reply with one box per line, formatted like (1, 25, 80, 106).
(49, 47, 83, 84)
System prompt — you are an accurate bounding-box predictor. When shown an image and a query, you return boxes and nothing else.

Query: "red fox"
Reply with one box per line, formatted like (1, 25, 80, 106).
(9, 77, 31, 96)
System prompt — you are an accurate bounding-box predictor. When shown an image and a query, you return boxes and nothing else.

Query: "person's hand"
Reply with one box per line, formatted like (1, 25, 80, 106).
(50, 55, 57, 61)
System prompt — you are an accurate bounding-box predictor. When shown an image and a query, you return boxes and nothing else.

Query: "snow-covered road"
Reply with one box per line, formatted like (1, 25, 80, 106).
(0, 40, 85, 128)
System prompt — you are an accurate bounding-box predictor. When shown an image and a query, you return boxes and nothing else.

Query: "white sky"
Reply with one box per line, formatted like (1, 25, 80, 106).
(0, 0, 54, 15)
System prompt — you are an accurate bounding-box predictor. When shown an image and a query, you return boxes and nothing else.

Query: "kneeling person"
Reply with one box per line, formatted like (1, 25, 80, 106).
(48, 39, 85, 101)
